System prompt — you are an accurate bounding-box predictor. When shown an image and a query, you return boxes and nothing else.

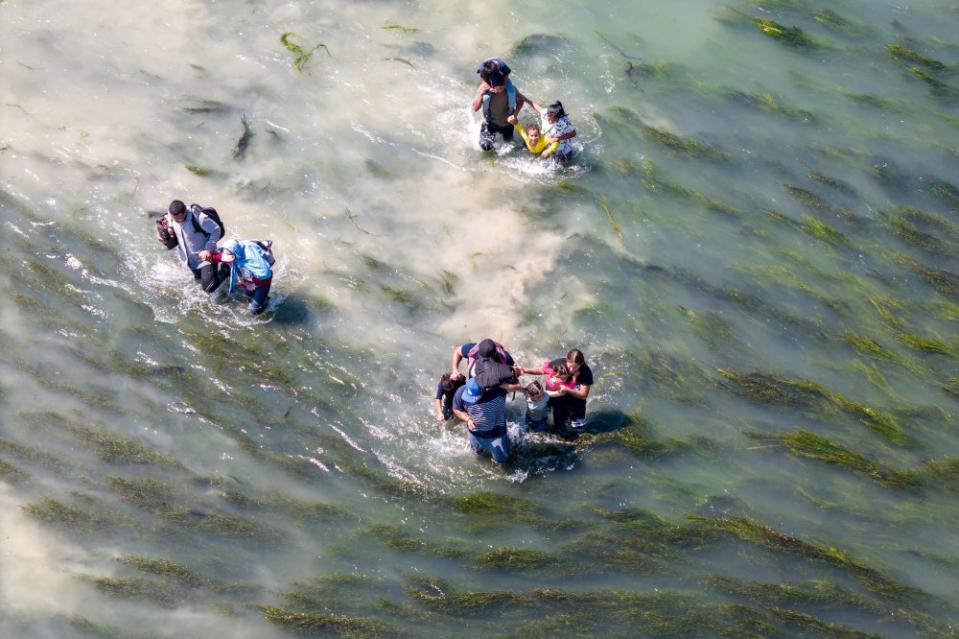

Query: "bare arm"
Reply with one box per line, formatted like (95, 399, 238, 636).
(512, 90, 532, 118)
(471, 81, 492, 112)
(450, 346, 465, 381)
(558, 383, 590, 400)
(434, 398, 445, 420)
(452, 408, 475, 430)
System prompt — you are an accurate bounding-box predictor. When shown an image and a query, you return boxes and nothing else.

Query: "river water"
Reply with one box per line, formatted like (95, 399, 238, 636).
(1, 1, 958, 637)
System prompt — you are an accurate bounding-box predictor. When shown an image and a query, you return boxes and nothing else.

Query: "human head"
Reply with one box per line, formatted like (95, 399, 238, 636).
(168, 199, 187, 220)
(440, 372, 456, 392)
(476, 338, 498, 358)
(526, 122, 541, 141)
(550, 361, 570, 380)
(545, 101, 567, 122)
(462, 378, 483, 403)
(526, 380, 543, 398)
(478, 58, 509, 87)
(566, 348, 585, 375)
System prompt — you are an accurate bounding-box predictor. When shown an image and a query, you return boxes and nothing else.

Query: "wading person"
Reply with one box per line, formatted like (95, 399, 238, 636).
(471, 57, 530, 151)
(451, 377, 522, 464)
(519, 348, 593, 432)
(450, 338, 517, 382)
(155, 200, 226, 293)
(208, 239, 274, 315)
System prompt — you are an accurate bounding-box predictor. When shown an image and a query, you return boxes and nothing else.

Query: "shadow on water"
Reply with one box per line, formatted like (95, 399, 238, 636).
(268, 292, 313, 326)
(507, 409, 632, 476)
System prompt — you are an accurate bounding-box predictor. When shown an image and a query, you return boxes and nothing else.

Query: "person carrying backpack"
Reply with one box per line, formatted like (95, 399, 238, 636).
(155, 199, 226, 293)
(209, 239, 275, 315)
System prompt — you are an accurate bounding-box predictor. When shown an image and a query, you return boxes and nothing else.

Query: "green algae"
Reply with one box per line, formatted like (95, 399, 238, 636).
(932, 181, 959, 209)
(280, 32, 329, 72)
(637, 159, 744, 217)
(750, 18, 810, 47)
(800, 214, 849, 245)
(473, 547, 560, 570)
(441, 491, 576, 532)
(909, 66, 949, 95)
(0, 457, 26, 482)
(282, 574, 391, 612)
(22, 496, 124, 532)
(367, 523, 469, 559)
(260, 606, 396, 638)
(0, 437, 70, 475)
(895, 331, 953, 356)
(117, 556, 210, 589)
(770, 607, 885, 638)
(597, 197, 624, 239)
(886, 44, 946, 71)
(84, 576, 181, 607)
(380, 23, 419, 34)
(69, 425, 183, 468)
(67, 616, 169, 639)
(888, 212, 958, 259)
(844, 333, 920, 373)
(809, 171, 855, 194)
(184, 164, 214, 177)
(730, 90, 813, 120)
(687, 515, 916, 599)
(641, 123, 729, 160)
(779, 430, 920, 489)
(717, 369, 907, 443)
(615, 422, 692, 459)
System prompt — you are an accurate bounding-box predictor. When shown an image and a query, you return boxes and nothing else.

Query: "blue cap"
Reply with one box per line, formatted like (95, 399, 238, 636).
(462, 378, 483, 404)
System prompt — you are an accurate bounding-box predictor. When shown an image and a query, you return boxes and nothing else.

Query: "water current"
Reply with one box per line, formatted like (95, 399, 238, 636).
(1, 0, 958, 637)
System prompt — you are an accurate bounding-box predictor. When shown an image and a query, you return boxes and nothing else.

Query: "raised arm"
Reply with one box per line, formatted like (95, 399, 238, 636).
(471, 82, 491, 112)
(450, 345, 466, 381)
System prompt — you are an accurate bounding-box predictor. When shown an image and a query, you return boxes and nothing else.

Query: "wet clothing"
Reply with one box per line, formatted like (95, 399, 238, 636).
(459, 342, 515, 374)
(167, 210, 221, 271)
(549, 363, 593, 429)
(479, 121, 514, 151)
(210, 239, 274, 315)
(542, 358, 576, 392)
(525, 394, 550, 432)
(515, 121, 559, 157)
(453, 385, 511, 463)
(484, 89, 513, 127)
(541, 111, 576, 159)
(435, 378, 465, 421)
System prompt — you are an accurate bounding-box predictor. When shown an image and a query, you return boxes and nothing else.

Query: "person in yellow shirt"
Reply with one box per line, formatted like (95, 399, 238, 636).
(507, 114, 560, 158)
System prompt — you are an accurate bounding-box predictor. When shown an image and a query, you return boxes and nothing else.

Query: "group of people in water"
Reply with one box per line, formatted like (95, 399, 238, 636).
(435, 339, 593, 464)
(472, 57, 577, 162)
(153, 57, 588, 464)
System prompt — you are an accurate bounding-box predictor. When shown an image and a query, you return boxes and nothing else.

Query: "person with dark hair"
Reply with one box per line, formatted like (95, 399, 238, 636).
(529, 99, 577, 162)
(155, 199, 226, 293)
(450, 338, 516, 382)
(524, 380, 550, 432)
(434, 372, 465, 421)
(471, 57, 530, 152)
(518, 348, 593, 431)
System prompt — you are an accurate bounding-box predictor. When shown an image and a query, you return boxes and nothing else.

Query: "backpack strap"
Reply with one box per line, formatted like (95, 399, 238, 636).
(190, 210, 210, 238)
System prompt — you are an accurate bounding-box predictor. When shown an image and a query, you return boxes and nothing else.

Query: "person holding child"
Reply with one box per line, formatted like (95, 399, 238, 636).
(519, 348, 593, 431)
(471, 57, 531, 151)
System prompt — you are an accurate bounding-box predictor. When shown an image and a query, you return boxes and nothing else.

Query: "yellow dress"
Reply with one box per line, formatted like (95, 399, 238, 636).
(515, 121, 560, 157)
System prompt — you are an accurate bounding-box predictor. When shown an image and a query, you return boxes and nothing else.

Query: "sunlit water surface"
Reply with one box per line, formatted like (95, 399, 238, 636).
(1, 1, 958, 637)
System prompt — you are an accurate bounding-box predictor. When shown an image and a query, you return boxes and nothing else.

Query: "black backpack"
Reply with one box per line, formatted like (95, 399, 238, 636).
(189, 203, 225, 238)
(473, 357, 518, 392)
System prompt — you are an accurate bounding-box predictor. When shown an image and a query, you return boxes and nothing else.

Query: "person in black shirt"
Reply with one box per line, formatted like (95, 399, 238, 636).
(434, 373, 465, 421)
(519, 348, 593, 431)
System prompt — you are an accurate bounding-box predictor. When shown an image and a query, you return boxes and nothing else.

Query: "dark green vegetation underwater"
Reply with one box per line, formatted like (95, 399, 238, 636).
(2, 0, 959, 637)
